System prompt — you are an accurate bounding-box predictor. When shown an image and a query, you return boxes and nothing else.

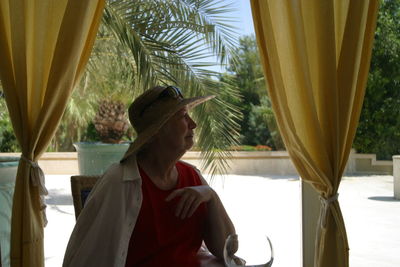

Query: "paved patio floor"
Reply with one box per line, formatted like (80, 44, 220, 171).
(43, 174, 400, 267)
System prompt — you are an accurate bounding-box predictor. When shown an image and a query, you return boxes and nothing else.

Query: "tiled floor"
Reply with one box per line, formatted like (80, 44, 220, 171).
(43, 174, 400, 267)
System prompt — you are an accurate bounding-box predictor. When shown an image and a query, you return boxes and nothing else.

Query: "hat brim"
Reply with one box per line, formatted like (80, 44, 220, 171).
(120, 95, 215, 162)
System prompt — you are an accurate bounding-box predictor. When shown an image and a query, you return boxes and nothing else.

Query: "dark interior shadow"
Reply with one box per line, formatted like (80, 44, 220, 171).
(368, 196, 400, 202)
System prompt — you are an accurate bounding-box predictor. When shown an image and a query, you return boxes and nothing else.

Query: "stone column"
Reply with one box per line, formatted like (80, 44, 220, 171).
(393, 156, 400, 200)
(301, 181, 320, 267)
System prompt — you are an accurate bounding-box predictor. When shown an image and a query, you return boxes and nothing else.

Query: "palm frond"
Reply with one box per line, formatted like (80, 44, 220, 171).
(99, 0, 242, 177)
(103, 3, 160, 90)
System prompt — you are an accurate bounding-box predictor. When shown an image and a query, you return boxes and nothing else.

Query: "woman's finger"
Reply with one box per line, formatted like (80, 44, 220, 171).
(180, 194, 197, 219)
(174, 191, 189, 217)
(165, 188, 184, 202)
(175, 190, 195, 218)
(187, 198, 202, 218)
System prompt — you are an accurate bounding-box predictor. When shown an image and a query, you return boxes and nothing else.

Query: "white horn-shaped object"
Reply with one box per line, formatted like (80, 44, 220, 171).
(223, 234, 274, 267)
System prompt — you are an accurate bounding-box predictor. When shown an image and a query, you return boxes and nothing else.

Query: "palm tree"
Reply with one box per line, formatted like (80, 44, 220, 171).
(58, 0, 242, 176)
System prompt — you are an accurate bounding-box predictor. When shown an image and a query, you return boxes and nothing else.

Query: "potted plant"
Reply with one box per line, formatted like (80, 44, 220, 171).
(74, 100, 131, 175)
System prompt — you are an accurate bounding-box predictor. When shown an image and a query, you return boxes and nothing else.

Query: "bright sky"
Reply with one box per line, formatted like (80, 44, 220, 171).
(204, 1, 255, 72)
(232, 0, 255, 36)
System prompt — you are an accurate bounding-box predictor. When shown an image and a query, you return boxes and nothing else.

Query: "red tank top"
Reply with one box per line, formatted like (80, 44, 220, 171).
(125, 161, 207, 267)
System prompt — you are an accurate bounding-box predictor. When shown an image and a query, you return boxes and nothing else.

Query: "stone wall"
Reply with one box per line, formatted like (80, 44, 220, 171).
(0, 151, 393, 176)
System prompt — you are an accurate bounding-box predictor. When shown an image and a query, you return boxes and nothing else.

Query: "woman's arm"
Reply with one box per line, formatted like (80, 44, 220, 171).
(165, 169, 236, 259)
(199, 175, 236, 259)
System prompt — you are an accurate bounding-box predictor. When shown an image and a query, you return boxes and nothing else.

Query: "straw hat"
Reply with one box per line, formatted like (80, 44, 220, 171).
(120, 86, 215, 161)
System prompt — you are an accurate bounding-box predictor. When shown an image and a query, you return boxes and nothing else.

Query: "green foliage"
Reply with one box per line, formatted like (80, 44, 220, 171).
(223, 35, 284, 150)
(50, 25, 137, 151)
(248, 96, 285, 150)
(228, 145, 272, 151)
(353, 0, 400, 159)
(0, 120, 20, 152)
(190, 78, 242, 175)
(0, 90, 20, 152)
(227, 35, 266, 97)
(80, 123, 101, 142)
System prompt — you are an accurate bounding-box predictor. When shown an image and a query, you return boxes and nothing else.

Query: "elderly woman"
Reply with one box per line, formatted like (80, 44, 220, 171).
(63, 86, 236, 267)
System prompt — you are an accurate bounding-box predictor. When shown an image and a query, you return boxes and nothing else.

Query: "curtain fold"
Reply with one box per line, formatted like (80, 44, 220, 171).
(0, 1, 105, 266)
(250, 1, 378, 266)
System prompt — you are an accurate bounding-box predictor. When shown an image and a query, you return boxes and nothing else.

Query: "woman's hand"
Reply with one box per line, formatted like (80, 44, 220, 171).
(165, 185, 214, 219)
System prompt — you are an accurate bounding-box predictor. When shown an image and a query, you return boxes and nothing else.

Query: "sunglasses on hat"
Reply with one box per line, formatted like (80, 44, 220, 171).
(140, 86, 184, 116)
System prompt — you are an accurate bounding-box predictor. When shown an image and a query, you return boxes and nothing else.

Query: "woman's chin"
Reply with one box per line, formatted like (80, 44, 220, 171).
(185, 139, 194, 150)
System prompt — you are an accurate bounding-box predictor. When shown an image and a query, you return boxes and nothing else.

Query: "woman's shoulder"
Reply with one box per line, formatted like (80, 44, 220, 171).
(84, 161, 140, 208)
(90, 162, 129, 195)
(95, 163, 124, 186)
(177, 160, 199, 171)
(178, 160, 209, 185)
(177, 160, 207, 186)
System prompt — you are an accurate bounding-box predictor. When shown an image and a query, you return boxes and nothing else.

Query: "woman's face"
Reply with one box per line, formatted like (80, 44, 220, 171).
(155, 106, 197, 153)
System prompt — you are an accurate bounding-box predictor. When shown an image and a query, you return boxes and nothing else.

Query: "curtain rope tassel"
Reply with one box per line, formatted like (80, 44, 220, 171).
(319, 193, 339, 229)
(20, 155, 48, 226)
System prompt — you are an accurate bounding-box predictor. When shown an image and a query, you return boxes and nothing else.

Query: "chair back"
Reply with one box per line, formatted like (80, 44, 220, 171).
(70, 175, 101, 220)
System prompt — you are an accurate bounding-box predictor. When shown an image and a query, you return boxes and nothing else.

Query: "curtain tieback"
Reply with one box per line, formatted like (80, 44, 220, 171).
(21, 155, 48, 226)
(319, 193, 338, 229)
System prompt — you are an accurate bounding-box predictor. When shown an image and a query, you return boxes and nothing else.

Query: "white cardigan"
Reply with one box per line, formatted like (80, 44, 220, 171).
(63, 155, 143, 267)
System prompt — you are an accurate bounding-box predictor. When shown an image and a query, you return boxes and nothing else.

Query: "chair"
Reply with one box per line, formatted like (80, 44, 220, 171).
(70, 175, 101, 220)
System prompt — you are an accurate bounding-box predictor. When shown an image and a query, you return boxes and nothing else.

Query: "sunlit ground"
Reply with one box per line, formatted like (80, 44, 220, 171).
(43, 174, 400, 267)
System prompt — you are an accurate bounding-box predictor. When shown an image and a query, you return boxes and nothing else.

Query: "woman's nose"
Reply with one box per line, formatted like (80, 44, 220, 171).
(188, 116, 197, 129)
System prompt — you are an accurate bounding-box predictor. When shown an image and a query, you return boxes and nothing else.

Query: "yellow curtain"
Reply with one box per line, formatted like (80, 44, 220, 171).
(0, 1, 105, 266)
(250, 1, 378, 266)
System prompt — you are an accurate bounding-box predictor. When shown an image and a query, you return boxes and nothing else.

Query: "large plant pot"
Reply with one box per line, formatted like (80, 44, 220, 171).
(73, 142, 131, 175)
(0, 156, 19, 267)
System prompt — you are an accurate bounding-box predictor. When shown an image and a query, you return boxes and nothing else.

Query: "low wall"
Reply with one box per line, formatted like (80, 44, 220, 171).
(348, 152, 393, 175)
(1, 152, 79, 175)
(184, 151, 298, 175)
(0, 151, 393, 176)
